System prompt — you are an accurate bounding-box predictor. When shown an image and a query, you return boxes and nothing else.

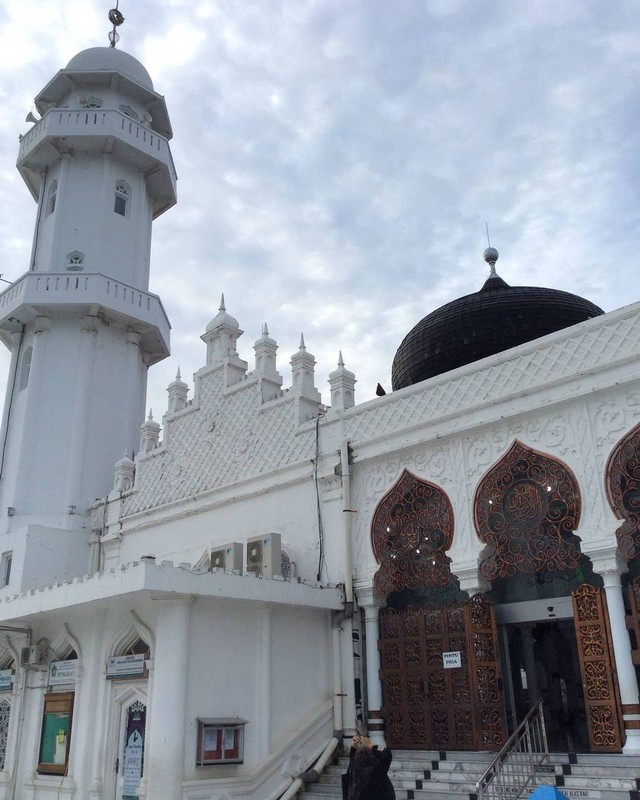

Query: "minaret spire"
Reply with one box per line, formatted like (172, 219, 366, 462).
(108, 3, 125, 47)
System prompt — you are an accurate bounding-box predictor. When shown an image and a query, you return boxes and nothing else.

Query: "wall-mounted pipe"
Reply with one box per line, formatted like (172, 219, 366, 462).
(340, 440, 354, 605)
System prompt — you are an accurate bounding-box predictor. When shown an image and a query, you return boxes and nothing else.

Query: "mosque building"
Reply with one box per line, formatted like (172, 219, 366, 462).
(0, 21, 638, 800)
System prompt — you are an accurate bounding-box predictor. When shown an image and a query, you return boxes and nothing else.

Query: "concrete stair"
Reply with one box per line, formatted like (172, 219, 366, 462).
(297, 750, 640, 800)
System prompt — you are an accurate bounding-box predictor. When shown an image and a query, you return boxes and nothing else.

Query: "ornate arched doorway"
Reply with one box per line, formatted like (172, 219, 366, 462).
(475, 440, 623, 753)
(373, 470, 504, 750)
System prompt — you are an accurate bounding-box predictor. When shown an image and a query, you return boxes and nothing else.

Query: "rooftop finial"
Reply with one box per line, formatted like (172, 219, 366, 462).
(108, 2, 125, 48)
(176, 367, 181, 381)
(262, 322, 269, 336)
(338, 351, 344, 367)
(299, 333, 306, 351)
(148, 408, 153, 420)
(483, 246, 499, 278)
(219, 293, 226, 312)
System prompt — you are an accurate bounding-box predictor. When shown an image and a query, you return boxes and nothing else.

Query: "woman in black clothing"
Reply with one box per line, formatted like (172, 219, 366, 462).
(342, 736, 396, 800)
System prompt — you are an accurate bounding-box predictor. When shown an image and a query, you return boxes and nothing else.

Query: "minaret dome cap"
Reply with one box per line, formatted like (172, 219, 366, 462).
(65, 47, 153, 90)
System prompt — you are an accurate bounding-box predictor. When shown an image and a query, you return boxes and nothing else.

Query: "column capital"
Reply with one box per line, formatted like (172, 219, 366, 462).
(585, 545, 627, 584)
(34, 315, 50, 334)
(356, 584, 384, 611)
(456, 562, 490, 597)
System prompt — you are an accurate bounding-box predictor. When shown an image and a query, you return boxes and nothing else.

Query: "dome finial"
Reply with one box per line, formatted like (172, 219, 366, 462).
(108, 2, 125, 48)
(483, 246, 499, 278)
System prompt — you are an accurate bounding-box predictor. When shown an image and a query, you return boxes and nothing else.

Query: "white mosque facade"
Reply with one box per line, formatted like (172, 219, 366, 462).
(0, 43, 637, 800)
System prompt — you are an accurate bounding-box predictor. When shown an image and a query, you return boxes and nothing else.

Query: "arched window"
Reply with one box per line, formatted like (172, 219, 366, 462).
(119, 105, 139, 121)
(114, 180, 130, 217)
(46, 180, 57, 216)
(66, 251, 85, 271)
(124, 638, 150, 656)
(19, 347, 32, 392)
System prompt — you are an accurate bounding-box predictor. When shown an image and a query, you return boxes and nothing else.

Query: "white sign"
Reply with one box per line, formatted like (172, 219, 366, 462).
(122, 729, 144, 794)
(48, 660, 77, 686)
(442, 651, 462, 669)
(560, 791, 601, 800)
(0, 670, 13, 692)
(106, 654, 146, 679)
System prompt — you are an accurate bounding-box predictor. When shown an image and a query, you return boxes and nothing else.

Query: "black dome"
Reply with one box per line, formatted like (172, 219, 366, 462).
(391, 274, 604, 391)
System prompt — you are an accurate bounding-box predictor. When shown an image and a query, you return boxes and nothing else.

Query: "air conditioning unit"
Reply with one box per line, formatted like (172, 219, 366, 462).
(246, 533, 281, 578)
(20, 643, 47, 667)
(210, 542, 243, 573)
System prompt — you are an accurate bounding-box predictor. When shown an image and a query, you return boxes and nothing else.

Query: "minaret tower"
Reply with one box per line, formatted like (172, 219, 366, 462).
(0, 37, 175, 590)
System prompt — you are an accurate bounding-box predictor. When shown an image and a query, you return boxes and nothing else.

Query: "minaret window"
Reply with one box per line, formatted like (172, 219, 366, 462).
(0, 552, 12, 587)
(119, 105, 139, 121)
(114, 180, 130, 217)
(18, 347, 32, 392)
(66, 251, 85, 271)
(46, 180, 57, 216)
(84, 96, 102, 109)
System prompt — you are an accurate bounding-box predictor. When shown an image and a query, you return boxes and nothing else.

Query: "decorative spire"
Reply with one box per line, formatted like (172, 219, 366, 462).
(219, 293, 226, 312)
(148, 408, 154, 420)
(175, 367, 181, 381)
(329, 351, 356, 411)
(299, 333, 306, 351)
(108, 3, 125, 48)
(483, 246, 499, 278)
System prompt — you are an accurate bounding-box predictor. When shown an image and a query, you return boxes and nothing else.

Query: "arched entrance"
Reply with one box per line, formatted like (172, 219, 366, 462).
(475, 441, 624, 753)
(373, 470, 505, 751)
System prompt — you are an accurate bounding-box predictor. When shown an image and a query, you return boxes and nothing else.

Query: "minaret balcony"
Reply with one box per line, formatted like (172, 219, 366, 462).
(0, 272, 170, 363)
(18, 109, 177, 217)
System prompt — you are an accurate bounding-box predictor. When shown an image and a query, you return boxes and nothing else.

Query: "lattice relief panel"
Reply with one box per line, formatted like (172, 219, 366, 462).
(0, 698, 10, 770)
(474, 440, 582, 580)
(371, 470, 454, 595)
(345, 311, 640, 450)
(606, 420, 640, 561)
(353, 446, 454, 580)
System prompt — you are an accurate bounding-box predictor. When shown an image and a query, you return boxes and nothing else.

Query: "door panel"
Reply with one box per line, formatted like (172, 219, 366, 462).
(379, 596, 505, 750)
(572, 584, 624, 753)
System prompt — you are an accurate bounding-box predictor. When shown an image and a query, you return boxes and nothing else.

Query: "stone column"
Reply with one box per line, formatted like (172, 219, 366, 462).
(145, 596, 193, 799)
(357, 586, 385, 747)
(64, 315, 98, 511)
(600, 564, 640, 753)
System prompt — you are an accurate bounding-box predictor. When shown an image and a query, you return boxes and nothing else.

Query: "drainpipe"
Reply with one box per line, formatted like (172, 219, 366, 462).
(340, 440, 354, 606)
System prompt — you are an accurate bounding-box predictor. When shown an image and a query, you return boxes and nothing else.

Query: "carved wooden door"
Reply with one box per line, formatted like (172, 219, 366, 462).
(627, 576, 640, 668)
(379, 597, 505, 750)
(466, 594, 506, 750)
(572, 584, 624, 752)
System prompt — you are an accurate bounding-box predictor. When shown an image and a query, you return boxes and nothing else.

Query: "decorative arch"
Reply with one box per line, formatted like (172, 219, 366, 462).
(0, 636, 18, 670)
(109, 610, 154, 658)
(193, 549, 211, 572)
(606, 422, 640, 561)
(371, 469, 454, 596)
(50, 623, 81, 661)
(474, 440, 581, 581)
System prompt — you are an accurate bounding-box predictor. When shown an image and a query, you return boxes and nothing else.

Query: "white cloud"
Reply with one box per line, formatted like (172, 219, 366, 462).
(0, 0, 638, 427)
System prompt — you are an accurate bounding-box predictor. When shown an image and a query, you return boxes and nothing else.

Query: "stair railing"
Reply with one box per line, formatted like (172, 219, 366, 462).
(476, 700, 549, 800)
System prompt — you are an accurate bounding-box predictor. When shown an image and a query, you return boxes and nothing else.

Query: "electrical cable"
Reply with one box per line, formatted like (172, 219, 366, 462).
(314, 414, 325, 581)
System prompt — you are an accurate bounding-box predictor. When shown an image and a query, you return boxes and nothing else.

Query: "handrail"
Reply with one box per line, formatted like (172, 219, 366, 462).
(278, 737, 339, 800)
(476, 700, 548, 800)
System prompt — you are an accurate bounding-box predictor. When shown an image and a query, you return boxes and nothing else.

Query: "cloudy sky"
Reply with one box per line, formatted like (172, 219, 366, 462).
(0, 0, 638, 420)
